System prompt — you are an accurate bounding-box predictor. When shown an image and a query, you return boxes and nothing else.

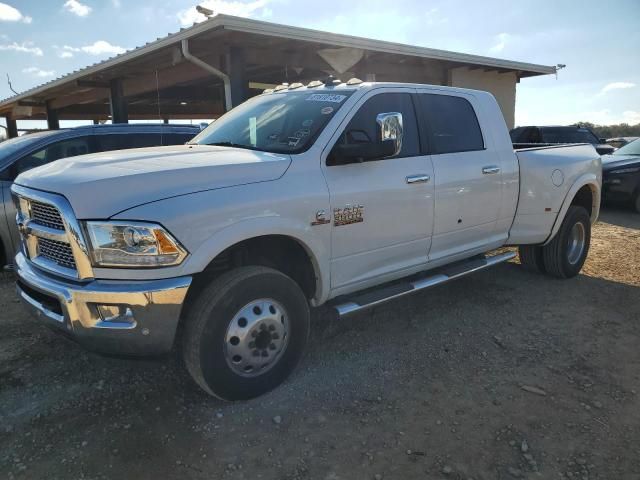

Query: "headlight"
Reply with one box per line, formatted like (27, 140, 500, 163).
(610, 166, 640, 174)
(84, 221, 187, 267)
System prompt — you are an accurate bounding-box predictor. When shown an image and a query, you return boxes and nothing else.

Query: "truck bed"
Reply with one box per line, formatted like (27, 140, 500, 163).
(508, 143, 601, 245)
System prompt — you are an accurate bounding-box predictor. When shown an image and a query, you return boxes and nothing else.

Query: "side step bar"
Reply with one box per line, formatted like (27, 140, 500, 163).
(333, 251, 516, 317)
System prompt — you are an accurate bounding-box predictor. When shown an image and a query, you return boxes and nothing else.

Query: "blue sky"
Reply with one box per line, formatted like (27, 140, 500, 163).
(1, 0, 639, 129)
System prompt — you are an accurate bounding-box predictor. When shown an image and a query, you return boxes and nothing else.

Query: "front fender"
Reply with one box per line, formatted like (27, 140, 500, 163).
(543, 172, 601, 245)
(184, 216, 330, 304)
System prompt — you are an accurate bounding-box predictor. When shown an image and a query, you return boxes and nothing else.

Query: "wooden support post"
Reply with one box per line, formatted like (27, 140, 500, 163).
(228, 46, 247, 109)
(46, 101, 60, 130)
(5, 117, 18, 138)
(109, 78, 129, 124)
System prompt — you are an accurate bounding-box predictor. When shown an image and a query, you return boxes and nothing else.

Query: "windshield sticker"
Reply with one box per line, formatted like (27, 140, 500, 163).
(306, 94, 347, 103)
(268, 133, 279, 140)
(302, 119, 314, 127)
(321, 106, 334, 115)
(293, 128, 310, 139)
(287, 136, 301, 147)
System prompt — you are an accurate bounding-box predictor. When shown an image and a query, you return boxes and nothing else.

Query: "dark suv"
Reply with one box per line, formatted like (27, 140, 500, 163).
(0, 123, 200, 265)
(510, 125, 615, 155)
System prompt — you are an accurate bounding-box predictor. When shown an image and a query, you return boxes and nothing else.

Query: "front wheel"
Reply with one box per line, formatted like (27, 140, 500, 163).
(633, 193, 640, 214)
(542, 206, 591, 278)
(182, 266, 310, 400)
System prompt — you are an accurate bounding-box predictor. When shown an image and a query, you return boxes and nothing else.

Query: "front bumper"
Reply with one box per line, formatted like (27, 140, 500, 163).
(15, 252, 192, 355)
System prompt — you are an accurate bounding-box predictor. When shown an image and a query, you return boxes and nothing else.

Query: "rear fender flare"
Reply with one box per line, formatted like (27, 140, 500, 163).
(543, 173, 600, 245)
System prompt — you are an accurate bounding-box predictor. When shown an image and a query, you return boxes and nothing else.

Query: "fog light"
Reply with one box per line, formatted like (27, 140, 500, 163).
(96, 304, 136, 329)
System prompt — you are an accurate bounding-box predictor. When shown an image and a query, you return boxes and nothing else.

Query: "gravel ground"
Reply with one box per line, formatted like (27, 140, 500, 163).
(1, 207, 639, 480)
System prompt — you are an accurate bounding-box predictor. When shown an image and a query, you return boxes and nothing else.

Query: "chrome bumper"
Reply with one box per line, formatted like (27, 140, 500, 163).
(15, 252, 192, 355)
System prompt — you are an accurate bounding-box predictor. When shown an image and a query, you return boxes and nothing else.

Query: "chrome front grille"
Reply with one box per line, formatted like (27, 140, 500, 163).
(37, 237, 77, 270)
(30, 201, 65, 230)
(12, 184, 94, 280)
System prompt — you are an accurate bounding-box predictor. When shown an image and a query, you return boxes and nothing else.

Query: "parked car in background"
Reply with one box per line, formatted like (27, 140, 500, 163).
(606, 136, 639, 150)
(602, 138, 640, 212)
(0, 123, 200, 265)
(511, 125, 615, 155)
(10, 81, 601, 400)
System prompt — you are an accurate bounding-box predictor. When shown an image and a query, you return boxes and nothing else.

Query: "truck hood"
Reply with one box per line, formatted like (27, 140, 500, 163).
(15, 145, 291, 218)
(602, 154, 640, 171)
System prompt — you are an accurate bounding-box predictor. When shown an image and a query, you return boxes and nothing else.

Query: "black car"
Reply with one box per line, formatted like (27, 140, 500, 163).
(510, 125, 615, 155)
(602, 139, 640, 213)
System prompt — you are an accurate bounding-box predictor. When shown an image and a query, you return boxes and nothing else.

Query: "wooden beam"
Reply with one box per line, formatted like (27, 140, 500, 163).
(76, 79, 110, 88)
(46, 101, 60, 130)
(18, 99, 45, 107)
(5, 116, 18, 138)
(109, 78, 128, 124)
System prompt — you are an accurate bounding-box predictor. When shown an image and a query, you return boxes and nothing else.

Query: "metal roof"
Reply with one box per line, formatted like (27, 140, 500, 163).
(0, 14, 556, 109)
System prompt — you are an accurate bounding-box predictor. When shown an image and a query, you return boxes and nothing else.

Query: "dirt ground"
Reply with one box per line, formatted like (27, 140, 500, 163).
(1, 208, 639, 480)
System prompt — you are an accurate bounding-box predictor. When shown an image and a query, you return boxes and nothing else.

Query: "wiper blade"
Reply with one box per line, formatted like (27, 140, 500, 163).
(204, 141, 264, 151)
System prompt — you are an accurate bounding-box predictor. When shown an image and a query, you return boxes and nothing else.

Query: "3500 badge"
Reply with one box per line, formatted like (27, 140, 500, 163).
(333, 204, 364, 226)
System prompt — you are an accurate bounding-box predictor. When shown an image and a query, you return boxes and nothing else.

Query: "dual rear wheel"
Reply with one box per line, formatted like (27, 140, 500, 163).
(518, 205, 591, 278)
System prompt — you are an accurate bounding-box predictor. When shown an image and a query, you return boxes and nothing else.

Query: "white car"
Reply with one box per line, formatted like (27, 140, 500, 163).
(12, 81, 601, 400)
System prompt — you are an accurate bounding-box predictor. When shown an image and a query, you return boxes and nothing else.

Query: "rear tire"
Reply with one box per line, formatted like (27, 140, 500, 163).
(542, 206, 591, 279)
(633, 193, 640, 214)
(182, 266, 310, 400)
(518, 245, 546, 273)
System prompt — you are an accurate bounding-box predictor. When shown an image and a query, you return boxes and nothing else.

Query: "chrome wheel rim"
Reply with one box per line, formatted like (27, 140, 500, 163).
(567, 222, 586, 265)
(224, 298, 289, 377)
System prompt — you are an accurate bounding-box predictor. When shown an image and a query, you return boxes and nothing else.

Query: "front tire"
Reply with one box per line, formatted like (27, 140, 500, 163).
(542, 206, 591, 278)
(633, 193, 640, 214)
(182, 266, 310, 400)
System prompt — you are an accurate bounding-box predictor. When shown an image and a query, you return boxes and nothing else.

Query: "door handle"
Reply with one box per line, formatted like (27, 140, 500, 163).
(482, 166, 501, 175)
(406, 174, 431, 184)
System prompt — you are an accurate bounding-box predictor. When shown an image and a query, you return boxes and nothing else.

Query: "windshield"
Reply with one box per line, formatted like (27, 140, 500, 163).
(613, 138, 640, 156)
(0, 130, 61, 161)
(191, 90, 355, 154)
(541, 127, 599, 144)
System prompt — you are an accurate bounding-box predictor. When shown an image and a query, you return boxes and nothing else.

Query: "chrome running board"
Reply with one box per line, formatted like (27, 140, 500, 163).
(333, 251, 516, 317)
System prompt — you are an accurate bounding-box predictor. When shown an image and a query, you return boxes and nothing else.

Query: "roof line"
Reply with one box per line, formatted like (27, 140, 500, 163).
(0, 14, 556, 109)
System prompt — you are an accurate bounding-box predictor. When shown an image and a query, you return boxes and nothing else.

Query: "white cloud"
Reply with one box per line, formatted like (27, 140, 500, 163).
(0, 41, 42, 56)
(59, 50, 73, 58)
(600, 82, 636, 94)
(22, 66, 55, 78)
(111, 0, 121, 7)
(489, 33, 509, 54)
(622, 111, 640, 125)
(0, 2, 32, 23)
(63, 0, 91, 17)
(177, 0, 270, 26)
(80, 40, 126, 55)
(425, 7, 447, 26)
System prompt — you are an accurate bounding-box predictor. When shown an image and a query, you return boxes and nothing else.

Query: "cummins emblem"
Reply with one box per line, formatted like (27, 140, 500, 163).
(333, 204, 364, 226)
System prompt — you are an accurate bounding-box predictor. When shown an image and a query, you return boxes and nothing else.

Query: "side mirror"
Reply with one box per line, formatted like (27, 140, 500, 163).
(376, 112, 403, 157)
(599, 138, 608, 144)
(329, 112, 403, 164)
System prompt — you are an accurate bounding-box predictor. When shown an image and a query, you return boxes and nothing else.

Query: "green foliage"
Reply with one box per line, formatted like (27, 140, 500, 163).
(575, 122, 640, 139)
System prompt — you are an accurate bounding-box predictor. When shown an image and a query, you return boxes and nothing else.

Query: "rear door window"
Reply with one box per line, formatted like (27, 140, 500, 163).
(96, 133, 166, 151)
(164, 133, 196, 145)
(418, 94, 484, 154)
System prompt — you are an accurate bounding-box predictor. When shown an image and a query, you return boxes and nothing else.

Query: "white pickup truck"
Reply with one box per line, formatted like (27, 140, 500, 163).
(12, 81, 601, 400)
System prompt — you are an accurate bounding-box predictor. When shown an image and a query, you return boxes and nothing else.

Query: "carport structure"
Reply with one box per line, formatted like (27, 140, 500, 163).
(0, 14, 556, 137)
